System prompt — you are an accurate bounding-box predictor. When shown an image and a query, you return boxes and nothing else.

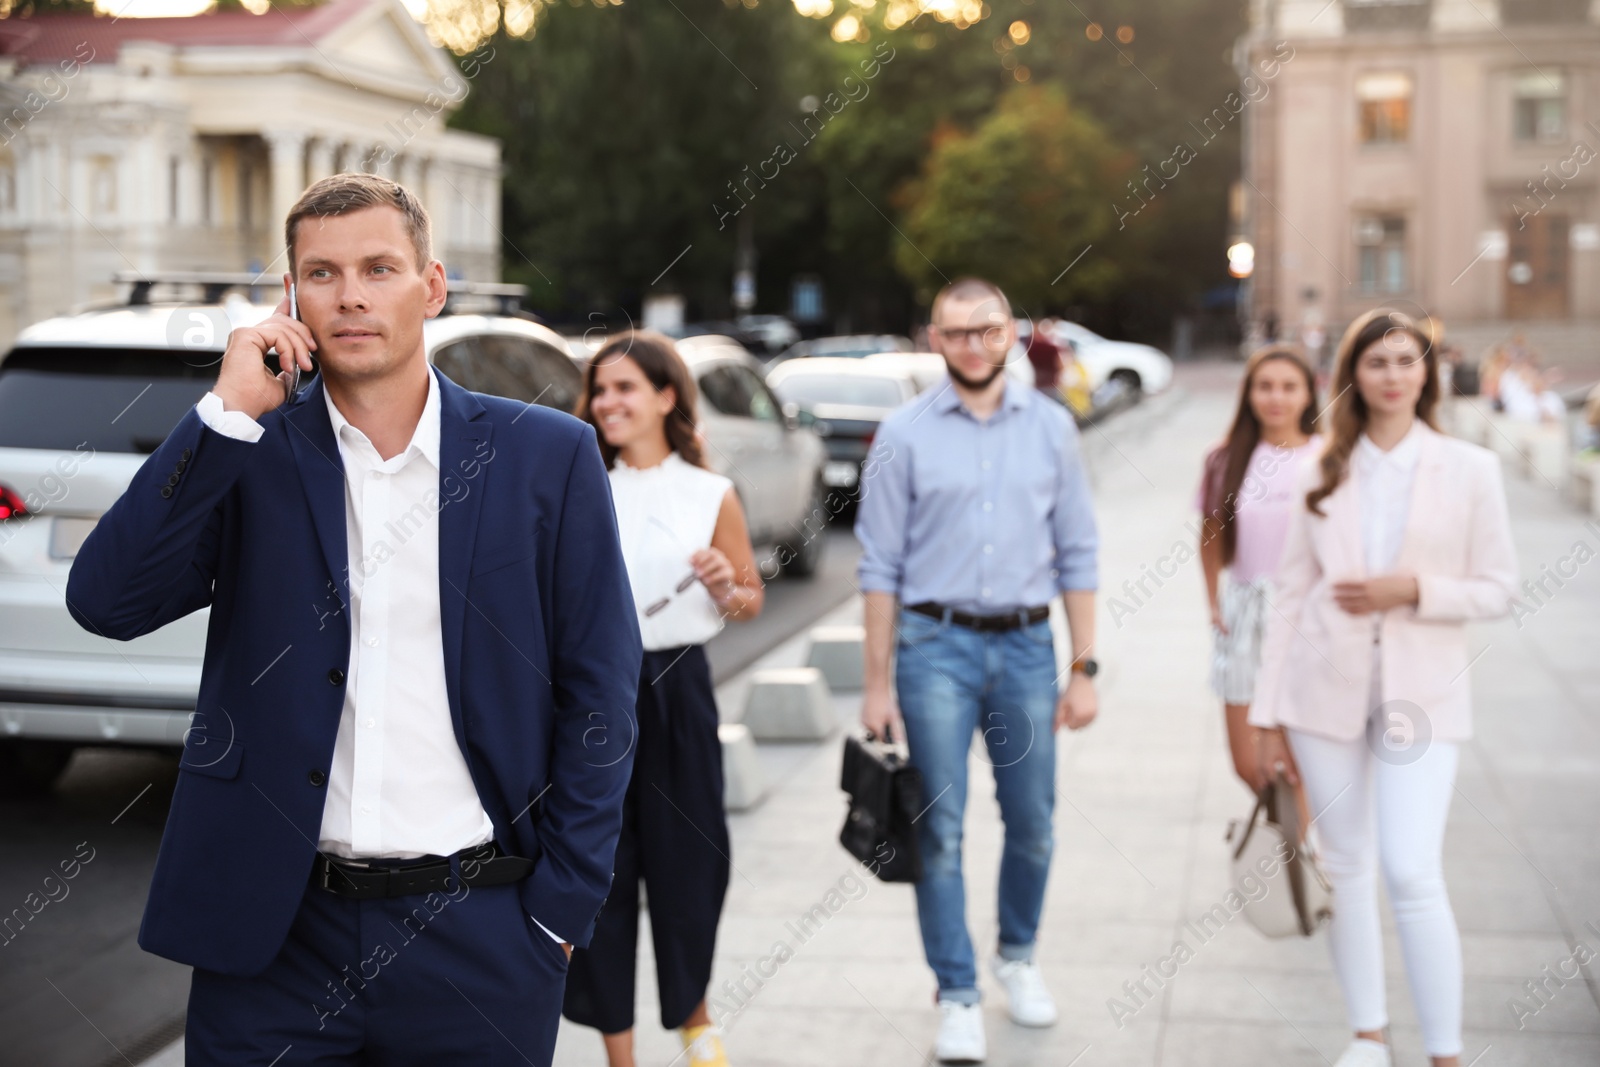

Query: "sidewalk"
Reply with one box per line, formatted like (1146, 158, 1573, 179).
(549, 364, 1600, 1067)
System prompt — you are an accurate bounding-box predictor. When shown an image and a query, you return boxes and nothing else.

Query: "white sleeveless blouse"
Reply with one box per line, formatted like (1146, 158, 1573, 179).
(609, 451, 733, 652)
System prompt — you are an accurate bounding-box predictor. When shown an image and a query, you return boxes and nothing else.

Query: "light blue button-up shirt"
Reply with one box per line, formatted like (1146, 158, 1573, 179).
(854, 377, 1098, 614)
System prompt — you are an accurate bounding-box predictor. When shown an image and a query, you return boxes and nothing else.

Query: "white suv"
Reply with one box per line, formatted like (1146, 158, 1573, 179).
(0, 275, 581, 795)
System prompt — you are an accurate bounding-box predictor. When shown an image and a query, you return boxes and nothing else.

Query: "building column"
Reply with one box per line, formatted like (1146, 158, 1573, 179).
(306, 137, 336, 183)
(262, 128, 307, 240)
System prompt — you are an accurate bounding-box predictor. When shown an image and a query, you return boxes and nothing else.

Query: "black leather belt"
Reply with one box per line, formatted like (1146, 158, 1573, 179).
(311, 841, 533, 900)
(907, 601, 1050, 633)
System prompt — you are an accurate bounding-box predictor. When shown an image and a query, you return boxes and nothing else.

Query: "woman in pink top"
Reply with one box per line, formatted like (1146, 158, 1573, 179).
(1197, 344, 1321, 792)
(1253, 310, 1517, 1067)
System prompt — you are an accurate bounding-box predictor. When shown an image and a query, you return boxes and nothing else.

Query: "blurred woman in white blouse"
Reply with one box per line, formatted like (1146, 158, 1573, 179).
(564, 331, 763, 1067)
(1253, 310, 1518, 1067)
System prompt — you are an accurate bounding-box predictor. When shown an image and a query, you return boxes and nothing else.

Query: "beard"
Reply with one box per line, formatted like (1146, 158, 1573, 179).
(946, 358, 1006, 391)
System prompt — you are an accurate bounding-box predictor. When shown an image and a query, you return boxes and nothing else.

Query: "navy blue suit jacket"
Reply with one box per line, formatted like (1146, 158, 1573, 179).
(66, 370, 643, 977)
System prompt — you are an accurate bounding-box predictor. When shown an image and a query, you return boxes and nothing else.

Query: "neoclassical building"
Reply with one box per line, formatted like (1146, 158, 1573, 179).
(1237, 0, 1600, 360)
(0, 0, 501, 348)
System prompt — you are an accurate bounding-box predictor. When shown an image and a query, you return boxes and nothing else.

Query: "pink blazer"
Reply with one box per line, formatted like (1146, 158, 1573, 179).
(1250, 425, 1518, 742)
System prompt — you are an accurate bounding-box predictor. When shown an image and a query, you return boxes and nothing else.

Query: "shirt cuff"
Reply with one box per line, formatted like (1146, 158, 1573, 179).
(528, 913, 565, 944)
(195, 392, 266, 443)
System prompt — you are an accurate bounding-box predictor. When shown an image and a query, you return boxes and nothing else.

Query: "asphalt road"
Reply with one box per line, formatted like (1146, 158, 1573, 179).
(0, 526, 862, 1067)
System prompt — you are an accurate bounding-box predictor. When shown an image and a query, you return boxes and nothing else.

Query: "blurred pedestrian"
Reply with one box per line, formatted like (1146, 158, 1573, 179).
(1022, 316, 1064, 400)
(855, 277, 1099, 1064)
(1196, 344, 1321, 794)
(567, 331, 764, 1067)
(65, 173, 642, 1066)
(1252, 309, 1518, 1067)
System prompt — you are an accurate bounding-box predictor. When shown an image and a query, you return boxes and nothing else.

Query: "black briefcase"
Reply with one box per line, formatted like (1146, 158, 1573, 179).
(839, 733, 924, 883)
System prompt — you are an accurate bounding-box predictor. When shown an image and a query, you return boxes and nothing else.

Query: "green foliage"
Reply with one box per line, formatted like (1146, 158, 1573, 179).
(447, 0, 1248, 335)
(894, 86, 1125, 317)
(450, 0, 834, 323)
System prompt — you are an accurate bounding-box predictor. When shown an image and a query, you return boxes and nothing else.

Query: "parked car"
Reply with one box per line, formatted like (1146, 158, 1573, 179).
(858, 349, 1036, 395)
(861, 352, 949, 394)
(778, 334, 915, 362)
(764, 357, 919, 499)
(673, 335, 829, 576)
(0, 275, 583, 793)
(1046, 321, 1173, 395)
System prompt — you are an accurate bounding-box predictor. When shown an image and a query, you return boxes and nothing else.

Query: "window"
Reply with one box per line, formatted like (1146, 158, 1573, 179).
(0, 348, 219, 453)
(475, 335, 581, 414)
(1512, 71, 1565, 143)
(697, 365, 748, 417)
(168, 156, 180, 223)
(431, 335, 582, 414)
(1356, 216, 1407, 292)
(733, 365, 781, 423)
(1357, 72, 1412, 144)
(431, 338, 481, 391)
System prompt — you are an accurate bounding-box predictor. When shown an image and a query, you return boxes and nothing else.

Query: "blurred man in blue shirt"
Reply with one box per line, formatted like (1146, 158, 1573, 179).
(855, 277, 1099, 1064)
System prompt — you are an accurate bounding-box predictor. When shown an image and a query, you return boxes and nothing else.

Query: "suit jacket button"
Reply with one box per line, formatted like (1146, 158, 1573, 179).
(167, 473, 180, 486)
(176, 459, 187, 472)
(159, 486, 173, 499)
(327, 668, 345, 685)
(181, 448, 193, 460)
(308, 769, 326, 787)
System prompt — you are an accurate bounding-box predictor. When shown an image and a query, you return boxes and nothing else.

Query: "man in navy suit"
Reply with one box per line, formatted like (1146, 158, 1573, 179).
(66, 173, 643, 1065)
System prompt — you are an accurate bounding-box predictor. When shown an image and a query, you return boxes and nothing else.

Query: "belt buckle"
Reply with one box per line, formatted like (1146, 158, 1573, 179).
(319, 855, 369, 894)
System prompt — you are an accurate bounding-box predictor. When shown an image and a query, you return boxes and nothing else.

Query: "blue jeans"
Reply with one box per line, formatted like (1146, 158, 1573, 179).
(894, 606, 1059, 1004)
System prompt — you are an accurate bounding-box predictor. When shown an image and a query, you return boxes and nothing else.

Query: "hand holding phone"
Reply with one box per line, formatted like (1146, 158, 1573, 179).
(211, 279, 315, 421)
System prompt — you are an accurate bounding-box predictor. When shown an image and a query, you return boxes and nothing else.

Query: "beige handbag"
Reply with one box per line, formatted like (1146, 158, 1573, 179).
(1226, 777, 1333, 938)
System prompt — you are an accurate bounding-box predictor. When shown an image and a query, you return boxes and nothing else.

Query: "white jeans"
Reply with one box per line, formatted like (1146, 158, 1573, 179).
(1287, 649, 1463, 1057)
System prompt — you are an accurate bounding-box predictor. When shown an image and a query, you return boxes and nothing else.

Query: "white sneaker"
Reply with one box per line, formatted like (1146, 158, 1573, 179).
(934, 1001, 986, 1063)
(990, 956, 1059, 1027)
(1333, 1038, 1391, 1067)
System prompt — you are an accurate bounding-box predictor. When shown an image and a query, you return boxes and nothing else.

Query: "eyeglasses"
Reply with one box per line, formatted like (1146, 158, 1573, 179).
(932, 324, 1009, 348)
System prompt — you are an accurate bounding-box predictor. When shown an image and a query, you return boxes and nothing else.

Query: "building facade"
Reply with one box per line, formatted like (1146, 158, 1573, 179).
(1238, 0, 1600, 361)
(0, 0, 501, 349)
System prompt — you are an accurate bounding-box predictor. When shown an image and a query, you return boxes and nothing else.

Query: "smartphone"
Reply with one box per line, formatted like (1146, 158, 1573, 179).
(283, 283, 301, 404)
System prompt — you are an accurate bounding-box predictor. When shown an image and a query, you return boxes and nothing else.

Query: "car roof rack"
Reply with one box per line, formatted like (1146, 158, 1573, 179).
(110, 272, 530, 316)
(113, 271, 275, 306)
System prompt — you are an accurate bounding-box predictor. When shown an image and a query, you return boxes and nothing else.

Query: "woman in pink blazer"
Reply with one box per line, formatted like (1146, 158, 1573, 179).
(1252, 310, 1517, 1067)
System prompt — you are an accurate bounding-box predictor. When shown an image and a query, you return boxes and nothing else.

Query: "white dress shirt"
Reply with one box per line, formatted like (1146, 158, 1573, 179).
(1353, 422, 1423, 575)
(196, 374, 495, 859)
(608, 452, 731, 651)
(195, 376, 568, 943)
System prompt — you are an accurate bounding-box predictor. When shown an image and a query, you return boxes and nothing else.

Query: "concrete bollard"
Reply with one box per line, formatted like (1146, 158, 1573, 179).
(805, 625, 865, 691)
(1517, 426, 1568, 485)
(741, 667, 835, 742)
(719, 723, 767, 812)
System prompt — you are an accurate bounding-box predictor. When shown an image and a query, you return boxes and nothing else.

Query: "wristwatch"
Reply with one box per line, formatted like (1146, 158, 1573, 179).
(1070, 657, 1099, 678)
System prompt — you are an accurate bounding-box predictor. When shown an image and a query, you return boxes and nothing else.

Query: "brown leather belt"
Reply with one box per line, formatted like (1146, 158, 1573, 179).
(906, 601, 1050, 633)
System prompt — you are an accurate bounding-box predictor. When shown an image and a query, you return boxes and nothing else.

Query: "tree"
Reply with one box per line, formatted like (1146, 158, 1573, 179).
(894, 86, 1125, 317)
(447, 0, 834, 325)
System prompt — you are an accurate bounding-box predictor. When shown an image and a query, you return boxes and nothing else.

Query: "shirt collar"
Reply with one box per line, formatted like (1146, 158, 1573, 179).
(323, 365, 441, 468)
(1354, 420, 1423, 475)
(932, 373, 1030, 419)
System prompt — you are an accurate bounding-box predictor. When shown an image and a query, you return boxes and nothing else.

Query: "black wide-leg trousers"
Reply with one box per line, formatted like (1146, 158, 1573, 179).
(562, 643, 731, 1034)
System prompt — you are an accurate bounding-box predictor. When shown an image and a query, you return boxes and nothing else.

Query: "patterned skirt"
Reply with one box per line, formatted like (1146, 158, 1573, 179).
(1210, 574, 1273, 706)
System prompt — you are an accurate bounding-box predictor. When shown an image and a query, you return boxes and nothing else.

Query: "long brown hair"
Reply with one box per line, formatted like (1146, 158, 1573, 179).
(1200, 344, 1319, 566)
(578, 330, 708, 470)
(1306, 309, 1440, 516)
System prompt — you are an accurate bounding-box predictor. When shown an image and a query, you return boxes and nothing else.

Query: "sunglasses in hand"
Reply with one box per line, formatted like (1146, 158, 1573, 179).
(643, 570, 700, 618)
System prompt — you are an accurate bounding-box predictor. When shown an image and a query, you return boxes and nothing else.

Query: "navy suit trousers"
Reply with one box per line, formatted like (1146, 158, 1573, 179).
(186, 866, 568, 1065)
